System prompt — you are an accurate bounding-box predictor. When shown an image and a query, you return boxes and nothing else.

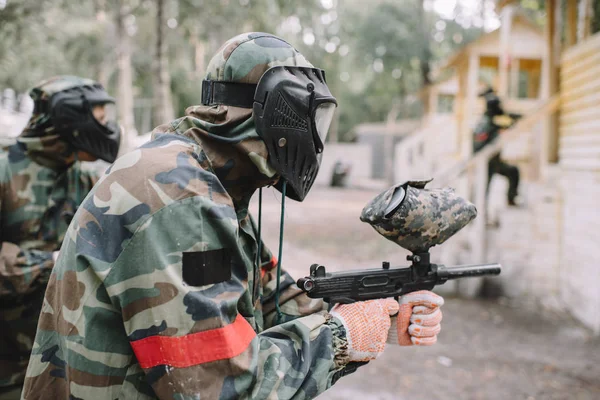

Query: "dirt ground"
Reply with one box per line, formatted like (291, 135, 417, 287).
(250, 184, 600, 400)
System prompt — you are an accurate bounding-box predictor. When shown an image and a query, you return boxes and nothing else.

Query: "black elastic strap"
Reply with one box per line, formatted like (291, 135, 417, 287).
(201, 80, 257, 108)
(331, 361, 369, 384)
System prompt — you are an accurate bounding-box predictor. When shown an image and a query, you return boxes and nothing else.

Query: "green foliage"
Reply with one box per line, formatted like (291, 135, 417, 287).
(322, 0, 482, 137)
(1, 0, 491, 139)
(593, 0, 600, 34)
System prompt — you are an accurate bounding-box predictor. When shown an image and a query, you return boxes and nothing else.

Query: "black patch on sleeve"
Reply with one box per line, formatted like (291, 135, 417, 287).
(182, 249, 231, 286)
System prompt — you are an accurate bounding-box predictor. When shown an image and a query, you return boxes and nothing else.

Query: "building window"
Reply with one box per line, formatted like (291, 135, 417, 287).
(437, 94, 455, 113)
(513, 58, 541, 99)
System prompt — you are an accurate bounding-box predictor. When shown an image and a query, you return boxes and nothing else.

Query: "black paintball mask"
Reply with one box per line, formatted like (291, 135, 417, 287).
(201, 66, 337, 201)
(49, 83, 121, 163)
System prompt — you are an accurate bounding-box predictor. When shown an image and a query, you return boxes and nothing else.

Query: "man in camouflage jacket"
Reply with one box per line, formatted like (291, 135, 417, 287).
(0, 76, 119, 398)
(22, 34, 444, 400)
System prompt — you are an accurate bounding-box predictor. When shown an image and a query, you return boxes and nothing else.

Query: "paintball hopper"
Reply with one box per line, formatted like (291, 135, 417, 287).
(360, 179, 477, 253)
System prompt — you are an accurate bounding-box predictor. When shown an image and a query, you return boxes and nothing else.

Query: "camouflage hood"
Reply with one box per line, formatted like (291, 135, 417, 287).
(17, 76, 99, 170)
(156, 32, 315, 202)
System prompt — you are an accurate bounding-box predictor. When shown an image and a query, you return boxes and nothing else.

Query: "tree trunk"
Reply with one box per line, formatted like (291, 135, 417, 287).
(578, 0, 593, 39)
(190, 26, 206, 79)
(418, 0, 431, 86)
(95, 0, 113, 89)
(116, 0, 138, 152)
(153, 0, 175, 126)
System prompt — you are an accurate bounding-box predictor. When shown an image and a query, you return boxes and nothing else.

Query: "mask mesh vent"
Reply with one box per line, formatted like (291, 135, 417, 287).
(271, 93, 308, 131)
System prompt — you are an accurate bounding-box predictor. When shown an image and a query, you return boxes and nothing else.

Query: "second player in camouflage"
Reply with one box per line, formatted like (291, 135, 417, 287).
(0, 76, 117, 396)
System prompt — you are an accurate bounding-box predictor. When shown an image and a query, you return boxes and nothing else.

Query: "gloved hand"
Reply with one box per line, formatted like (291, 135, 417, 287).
(493, 114, 514, 128)
(388, 290, 444, 346)
(329, 299, 399, 362)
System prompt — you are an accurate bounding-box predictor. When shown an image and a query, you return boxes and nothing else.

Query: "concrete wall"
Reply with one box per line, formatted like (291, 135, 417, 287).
(314, 143, 372, 187)
(485, 165, 600, 335)
(559, 171, 600, 334)
(357, 135, 384, 178)
(357, 134, 405, 179)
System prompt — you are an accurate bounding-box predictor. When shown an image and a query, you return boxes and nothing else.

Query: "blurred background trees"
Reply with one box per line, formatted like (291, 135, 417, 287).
(1, 0, 594, 141)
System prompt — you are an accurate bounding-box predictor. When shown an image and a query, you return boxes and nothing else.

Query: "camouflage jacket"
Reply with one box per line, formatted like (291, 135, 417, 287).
(0, 142, 97, 388)
(22, 115, 348, 399)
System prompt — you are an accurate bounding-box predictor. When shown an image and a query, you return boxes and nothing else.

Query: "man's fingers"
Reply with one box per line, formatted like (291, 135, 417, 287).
(412, 305, 438, 315)
(400, 290, 444, 308)
(411, 335, 437, 346)
(408, 323, 441, 338)
(411, 308, 442, 326)
(383, 298, 400, 316)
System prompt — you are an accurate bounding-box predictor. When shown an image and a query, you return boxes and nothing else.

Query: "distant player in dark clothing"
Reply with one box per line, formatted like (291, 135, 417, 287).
(473, 88, 522, 206)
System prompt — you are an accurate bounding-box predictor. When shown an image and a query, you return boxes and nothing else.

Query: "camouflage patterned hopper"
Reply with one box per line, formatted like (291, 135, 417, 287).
(22, 33, 351, 400)
(360, 179, 477, 253)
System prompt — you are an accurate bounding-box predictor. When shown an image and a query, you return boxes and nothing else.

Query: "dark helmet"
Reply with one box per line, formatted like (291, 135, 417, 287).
(23, 75, 121, 163)
(478, 86, 504, 116)
(201, 32, 337, 201)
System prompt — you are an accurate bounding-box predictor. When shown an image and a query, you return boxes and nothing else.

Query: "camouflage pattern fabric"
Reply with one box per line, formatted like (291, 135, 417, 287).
(205, 32, 313, 84)
(0, 143, 97, 390)
(360, 180, 477, 253)
(23, 33, 350, 400)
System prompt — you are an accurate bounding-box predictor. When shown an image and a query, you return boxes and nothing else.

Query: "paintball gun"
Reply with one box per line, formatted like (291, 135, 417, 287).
(297, 180, 501, 304)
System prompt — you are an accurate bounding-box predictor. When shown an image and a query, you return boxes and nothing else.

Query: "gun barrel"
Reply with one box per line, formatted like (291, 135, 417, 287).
(442, 263, 501, 280)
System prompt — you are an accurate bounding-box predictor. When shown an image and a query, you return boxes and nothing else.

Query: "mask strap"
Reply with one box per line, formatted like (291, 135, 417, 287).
(74, 152, 81, 206)
(275, 181, 287, 324)
(62, 152, 81, 225)
(255, 188, 263, 277)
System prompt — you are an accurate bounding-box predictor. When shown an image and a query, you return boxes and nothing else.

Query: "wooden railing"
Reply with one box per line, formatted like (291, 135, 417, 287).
(436, 95, 562, 186)
(434, 94, 561, 264)
(392, 114, 457, 183)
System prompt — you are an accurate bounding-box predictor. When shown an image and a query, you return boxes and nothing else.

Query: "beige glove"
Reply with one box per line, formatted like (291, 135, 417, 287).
(329, 299, 399, 362)
(493, 114, 514, 129)
(387, 290, 444, 346)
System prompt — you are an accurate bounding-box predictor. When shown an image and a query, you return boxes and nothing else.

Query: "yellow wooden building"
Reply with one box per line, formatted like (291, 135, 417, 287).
(395, 0, 600, 334)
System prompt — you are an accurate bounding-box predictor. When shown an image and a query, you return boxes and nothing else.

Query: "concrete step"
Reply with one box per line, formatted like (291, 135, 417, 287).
(484, 176, 563, 303)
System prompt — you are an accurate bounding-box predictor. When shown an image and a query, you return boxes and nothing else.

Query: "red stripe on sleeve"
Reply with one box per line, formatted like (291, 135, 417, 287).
(260, 255, 278, 278)
(263, 255, 277, 270)
(475, 132, 489, 142)
(130, 314, 256, 369)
